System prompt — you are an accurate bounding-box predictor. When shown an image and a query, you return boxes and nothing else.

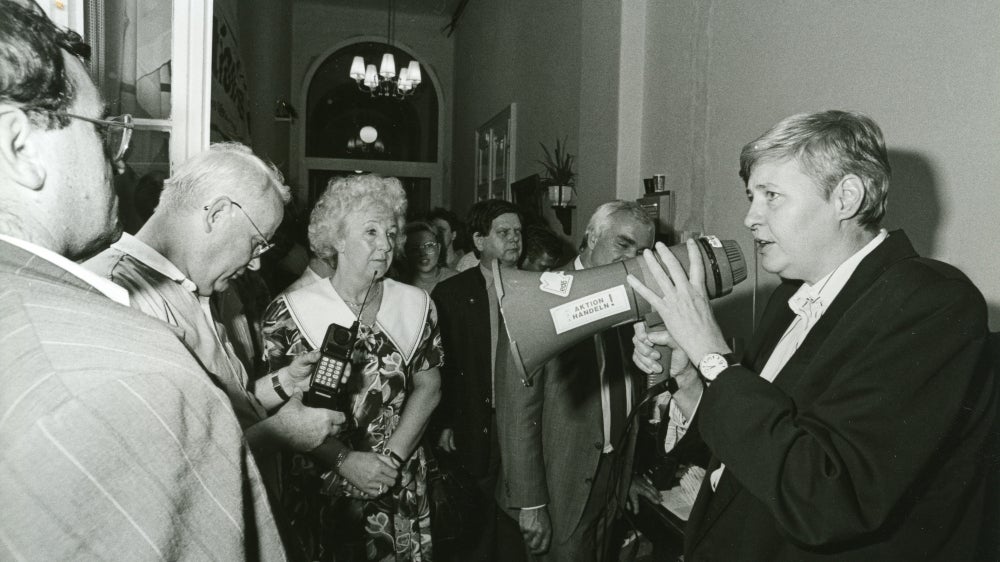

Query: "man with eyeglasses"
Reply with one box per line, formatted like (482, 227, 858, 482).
(86, 143, 345, 499)
(0, 2, 289, 559)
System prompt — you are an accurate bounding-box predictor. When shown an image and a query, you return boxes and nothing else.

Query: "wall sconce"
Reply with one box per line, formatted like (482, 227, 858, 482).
(274, 99, 298, 123)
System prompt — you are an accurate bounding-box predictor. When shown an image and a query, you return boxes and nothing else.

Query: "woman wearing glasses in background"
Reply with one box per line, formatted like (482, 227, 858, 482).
(262, 174, 442, 562)
(401, 221, 457, 294)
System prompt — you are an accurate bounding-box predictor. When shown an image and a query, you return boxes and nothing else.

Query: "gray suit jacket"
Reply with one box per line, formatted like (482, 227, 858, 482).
(496, 323, 640, 543)
(0, 240, 285, 561)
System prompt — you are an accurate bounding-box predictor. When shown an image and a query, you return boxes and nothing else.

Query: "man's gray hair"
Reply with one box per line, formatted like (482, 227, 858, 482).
(157, 142, 290, 211)
(580, 200, 654, 251)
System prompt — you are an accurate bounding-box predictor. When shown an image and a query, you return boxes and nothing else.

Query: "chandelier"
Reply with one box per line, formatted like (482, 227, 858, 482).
(348, 0, 422, 99)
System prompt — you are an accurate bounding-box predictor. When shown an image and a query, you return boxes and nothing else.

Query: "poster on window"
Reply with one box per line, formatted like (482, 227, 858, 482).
(210, 0, 251, 143)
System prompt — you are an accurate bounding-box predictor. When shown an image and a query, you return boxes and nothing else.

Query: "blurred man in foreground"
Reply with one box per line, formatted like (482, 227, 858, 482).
(0, 2, 286, 558)
(630, 110, 997, 560)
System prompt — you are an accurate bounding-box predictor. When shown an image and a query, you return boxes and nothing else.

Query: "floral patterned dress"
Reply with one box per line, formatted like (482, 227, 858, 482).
(262, 291, 443, 562)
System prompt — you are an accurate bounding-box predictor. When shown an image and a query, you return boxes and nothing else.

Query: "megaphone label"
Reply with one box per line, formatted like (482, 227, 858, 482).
(550, 285, 631, 335)
(539, 271, 573, 297)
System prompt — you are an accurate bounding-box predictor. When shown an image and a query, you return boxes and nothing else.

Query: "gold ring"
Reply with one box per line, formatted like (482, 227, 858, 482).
(378, 484, 385, 494)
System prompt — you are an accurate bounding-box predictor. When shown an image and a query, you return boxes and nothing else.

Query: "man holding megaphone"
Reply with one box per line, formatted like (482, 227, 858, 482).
(628, 111, 996, 561)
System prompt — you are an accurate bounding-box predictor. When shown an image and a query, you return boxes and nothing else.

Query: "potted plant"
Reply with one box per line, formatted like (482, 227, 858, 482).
(538, 137, 576, 207)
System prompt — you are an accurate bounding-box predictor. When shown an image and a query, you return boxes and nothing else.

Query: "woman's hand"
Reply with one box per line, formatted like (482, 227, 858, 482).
(337, 451, 398, 497)
(633, 321, 692, 377)
(627, 241, 730, 365)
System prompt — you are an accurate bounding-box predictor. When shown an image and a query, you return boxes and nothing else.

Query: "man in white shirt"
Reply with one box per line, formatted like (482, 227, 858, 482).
(85, 144, 344, 495)
(630, 110, 996, 560)
(0, 2, 288, 558)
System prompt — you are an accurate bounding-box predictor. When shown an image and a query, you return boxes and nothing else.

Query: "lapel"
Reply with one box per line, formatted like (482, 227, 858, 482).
(464, 267, 491, 356)
(0, 240, 105, 298)
(686, 230, 918, 550)
(770, 231, 916, 393)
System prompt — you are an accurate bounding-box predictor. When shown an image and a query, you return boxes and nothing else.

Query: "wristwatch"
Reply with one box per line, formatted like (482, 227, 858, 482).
(698, 352, 739, 381)
(271, 372, 291, 401)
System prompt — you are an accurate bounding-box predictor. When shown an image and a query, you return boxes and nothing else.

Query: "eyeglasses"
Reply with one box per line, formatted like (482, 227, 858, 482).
(52, 112, 133, 161)
(407, 241, 440, 254)
(204, 200, 276, 259)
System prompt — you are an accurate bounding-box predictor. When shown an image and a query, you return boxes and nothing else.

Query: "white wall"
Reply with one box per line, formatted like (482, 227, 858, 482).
(289, 0, 454, 204)
(239, 0, 293, 173)
(642, 0, 1000, 335)
(451, 0, 583, 222)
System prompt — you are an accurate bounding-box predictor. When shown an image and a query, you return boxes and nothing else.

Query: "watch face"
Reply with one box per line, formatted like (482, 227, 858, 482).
(699, 353, 729, 380)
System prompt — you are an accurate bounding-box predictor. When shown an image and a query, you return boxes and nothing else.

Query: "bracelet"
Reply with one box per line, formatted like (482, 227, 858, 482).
(387, 450, 405, 467)
(271, 372, 291, 401)
(334, 448, 351, 470)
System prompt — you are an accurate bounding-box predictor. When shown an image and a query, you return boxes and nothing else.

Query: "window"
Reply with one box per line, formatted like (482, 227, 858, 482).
(301, 41, 442, 213)
(306, 42, 437, 162)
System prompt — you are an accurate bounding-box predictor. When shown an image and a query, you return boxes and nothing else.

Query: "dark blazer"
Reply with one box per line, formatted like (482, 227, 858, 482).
(496, 321, 641, 543)
(685, 231, 997, 561)
(431, 266, 495, 477)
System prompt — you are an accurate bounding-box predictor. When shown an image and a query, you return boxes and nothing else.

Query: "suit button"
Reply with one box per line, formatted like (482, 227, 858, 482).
(584, 478, 593, 484)
(594, 441, 603, 450)
(483, 427, 489, 434)
(484, 398, 491, 405)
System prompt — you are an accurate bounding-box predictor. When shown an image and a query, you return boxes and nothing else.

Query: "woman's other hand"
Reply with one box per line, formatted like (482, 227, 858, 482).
(338, 451, 398, 497)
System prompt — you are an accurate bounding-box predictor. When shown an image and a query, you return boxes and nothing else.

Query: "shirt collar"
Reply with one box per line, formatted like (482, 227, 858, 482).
(574, 256, 584, 271)
(112, 233, 199, 293)
(788, 229, 888, 317)
(479, 260, 495, 289)
(0, 234, 130, 306)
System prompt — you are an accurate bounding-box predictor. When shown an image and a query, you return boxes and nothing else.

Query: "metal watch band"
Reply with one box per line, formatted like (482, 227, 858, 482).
(271, 372, 291, 401)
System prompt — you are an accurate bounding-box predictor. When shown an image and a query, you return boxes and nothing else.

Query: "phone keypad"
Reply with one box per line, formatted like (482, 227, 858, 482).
(315, 358, 345, 389)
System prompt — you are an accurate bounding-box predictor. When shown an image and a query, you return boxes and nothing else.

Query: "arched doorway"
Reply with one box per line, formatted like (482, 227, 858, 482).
(300, 40, 441, 217)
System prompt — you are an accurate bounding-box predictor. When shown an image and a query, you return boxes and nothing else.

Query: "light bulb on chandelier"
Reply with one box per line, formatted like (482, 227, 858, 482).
(350, 55, 421, 99)
(348, 0, 422, 99)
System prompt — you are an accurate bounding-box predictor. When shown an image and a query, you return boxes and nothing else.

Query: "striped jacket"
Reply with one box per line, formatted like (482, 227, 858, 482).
(0, 240, 286, 561)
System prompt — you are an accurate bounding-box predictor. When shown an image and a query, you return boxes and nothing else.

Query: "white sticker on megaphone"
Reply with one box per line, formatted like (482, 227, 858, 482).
(550, 285, 631, 334)
(539, 271, 573, 297)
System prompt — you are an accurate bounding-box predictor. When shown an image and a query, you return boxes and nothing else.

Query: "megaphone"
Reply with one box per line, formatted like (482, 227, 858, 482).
(492, 235, 747, 385)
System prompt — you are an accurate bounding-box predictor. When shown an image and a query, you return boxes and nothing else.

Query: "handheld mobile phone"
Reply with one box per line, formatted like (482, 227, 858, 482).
(304, 322, 358, 411)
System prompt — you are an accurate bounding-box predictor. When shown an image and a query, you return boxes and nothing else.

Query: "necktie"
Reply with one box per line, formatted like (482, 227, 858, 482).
(604, 330, 628, 449)
(494, 309, 508, 400)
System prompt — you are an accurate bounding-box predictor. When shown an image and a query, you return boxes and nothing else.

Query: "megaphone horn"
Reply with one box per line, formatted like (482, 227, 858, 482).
(493, 235, 747, 385)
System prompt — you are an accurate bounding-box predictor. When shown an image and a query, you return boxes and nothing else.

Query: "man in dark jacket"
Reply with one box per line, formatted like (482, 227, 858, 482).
(432, 198, 523, 561)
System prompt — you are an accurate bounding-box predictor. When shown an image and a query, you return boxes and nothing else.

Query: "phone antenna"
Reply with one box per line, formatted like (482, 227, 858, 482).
(357, 271, 378, 318)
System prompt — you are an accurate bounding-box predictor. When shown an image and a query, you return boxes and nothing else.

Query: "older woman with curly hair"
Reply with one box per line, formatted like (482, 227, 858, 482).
(262, 174, 442, 561)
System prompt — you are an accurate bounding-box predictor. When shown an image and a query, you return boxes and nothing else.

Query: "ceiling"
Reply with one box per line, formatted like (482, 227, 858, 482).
(316, 0, 464, 17)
